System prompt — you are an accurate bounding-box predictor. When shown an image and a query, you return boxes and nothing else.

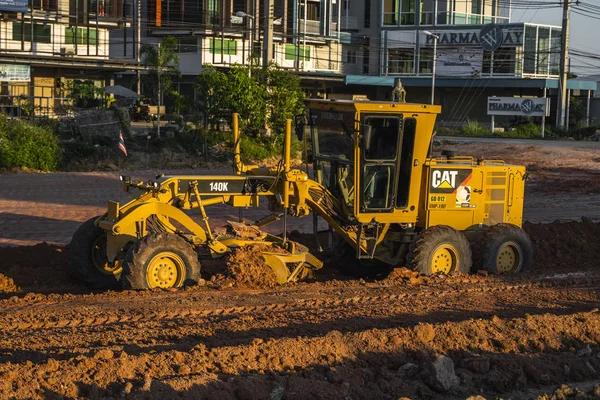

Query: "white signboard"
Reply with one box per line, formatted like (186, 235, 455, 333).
(0, 64, 30, 82)
(487, 97, 549, 117)
(422, 25, 524, 48)
(436, 48, 483, 77)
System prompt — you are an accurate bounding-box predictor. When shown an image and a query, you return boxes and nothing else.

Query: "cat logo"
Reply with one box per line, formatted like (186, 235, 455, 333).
(430, 169, 473, 194)
(432, 170, 459, 189)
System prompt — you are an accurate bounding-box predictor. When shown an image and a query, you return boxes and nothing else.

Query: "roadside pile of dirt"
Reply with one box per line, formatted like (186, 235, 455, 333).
(524, 217, 600, 271)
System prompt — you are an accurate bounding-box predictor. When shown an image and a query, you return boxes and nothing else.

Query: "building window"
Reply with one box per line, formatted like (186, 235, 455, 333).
(364, 0, 371, 28)
(65, 27, 98, 45)
(308, 2, 320, 21)
(383, 0, 415, 26)
(482, 49, 517, 74)
(523, 25, 537, 74)
(388, 48, 414, 74)
(32, 0, 57, 11)
(346, 49, 357, 64)
(178, 37, 197, 53)
(363, 48, 370, 74)
(537, 27, 550, 75)
(400, 0, 415, 25)
(12, 22, 51, 43)
(420, 0, 434, 25)
(383, 0, 398, 25)
(210, 39, 237, 55)
(419, 48, 433, 73)
(285, 44, 310, 61)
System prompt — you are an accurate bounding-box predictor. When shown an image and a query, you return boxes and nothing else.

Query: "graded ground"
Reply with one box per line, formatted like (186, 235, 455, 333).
(0, 140, 600, 399)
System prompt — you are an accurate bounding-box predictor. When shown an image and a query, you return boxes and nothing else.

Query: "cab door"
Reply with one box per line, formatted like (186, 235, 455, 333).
(358, 115, 402, 214)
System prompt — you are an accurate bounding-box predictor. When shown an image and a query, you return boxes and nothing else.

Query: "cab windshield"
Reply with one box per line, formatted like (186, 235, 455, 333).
(309, 109, 355, 161)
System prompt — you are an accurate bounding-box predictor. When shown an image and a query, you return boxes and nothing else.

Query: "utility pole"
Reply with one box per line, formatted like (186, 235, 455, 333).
(136, 0, 141, 95)
(263, 0, 274, 68)
(557, 0, 571, 129)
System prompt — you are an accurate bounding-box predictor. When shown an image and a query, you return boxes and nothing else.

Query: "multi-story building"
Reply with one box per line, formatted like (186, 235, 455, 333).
(110, 0, 343, 108)
(0, 0, 137, 116)
(336, 0, 597, 126)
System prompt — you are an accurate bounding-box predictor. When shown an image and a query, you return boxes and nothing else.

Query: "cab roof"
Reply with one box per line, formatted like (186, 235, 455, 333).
(303, 98, 442, 114)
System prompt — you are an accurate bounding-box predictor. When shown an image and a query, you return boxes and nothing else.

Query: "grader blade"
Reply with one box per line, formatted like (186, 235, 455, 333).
(262, 249, 323, 284)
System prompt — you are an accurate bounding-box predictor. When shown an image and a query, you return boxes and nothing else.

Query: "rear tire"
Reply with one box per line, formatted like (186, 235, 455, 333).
(69, 216, 122, 289)
(121, 233, 200, 290)
(473, 224, 534, 274)
(407, 225, 472, 276)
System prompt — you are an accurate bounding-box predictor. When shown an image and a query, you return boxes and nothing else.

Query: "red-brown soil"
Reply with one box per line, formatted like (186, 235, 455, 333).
(1, 220, 600, 399)
(1, 141, 600, 399)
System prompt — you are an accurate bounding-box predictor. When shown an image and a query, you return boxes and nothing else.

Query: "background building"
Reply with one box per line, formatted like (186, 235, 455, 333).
(335, 0, 597, 127)
(0, 0, 136, 116)
(110, 0, 344, 109)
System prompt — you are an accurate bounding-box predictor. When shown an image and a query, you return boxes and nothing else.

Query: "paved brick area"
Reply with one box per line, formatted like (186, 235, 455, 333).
(0, 169, 327, 247)
(0, 169, 598, 247)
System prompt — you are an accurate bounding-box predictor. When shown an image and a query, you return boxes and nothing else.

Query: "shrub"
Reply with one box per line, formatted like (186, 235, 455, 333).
(509, 123, 541, 138)
(460, 119, 489, 136)
(0, 115, 62, 171)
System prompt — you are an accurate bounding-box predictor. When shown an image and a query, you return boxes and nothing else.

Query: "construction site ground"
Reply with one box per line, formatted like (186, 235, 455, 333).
(1, 139, 600, 399)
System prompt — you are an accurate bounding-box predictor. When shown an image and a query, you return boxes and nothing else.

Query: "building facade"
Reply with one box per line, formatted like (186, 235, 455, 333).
(335, 0, 596, 126)
(0, 0, 136, 116)
(110, 0, 344, 108)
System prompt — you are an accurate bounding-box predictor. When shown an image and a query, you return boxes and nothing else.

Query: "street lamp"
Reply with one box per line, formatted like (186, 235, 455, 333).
(236, 11, 255, 76)
(423, 30, 439, 105)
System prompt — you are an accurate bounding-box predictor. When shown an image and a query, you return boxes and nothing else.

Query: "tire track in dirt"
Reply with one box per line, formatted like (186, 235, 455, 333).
(2, 274, 600, 333)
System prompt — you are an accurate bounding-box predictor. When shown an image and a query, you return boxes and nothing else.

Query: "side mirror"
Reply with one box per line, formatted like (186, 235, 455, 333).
(361, 124, 373, 152)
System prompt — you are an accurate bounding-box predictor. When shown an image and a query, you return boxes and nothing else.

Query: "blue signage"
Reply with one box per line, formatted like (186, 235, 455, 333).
(0, 0, 28, 12)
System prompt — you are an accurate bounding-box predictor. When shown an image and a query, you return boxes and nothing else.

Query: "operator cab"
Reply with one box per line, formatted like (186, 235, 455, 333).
(300, 99, 429, 221)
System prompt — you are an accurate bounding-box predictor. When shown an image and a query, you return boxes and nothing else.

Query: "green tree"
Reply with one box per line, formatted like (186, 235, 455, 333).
(266, 66, 304, 137)
(140, 36, 180, 138)
(195, 64, 304, 139)
(67, 80, 105, 109)
(569, 96, 586, 127)
(195, 65, 229, 129)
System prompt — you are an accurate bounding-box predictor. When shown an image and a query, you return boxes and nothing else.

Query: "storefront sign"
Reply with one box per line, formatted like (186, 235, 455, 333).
(423, 25, 524, 48)
(0, 0, 28, 12)
(0, 64, 30, 82)
(436, 48, 483, 77)
(487, 97, 549, 117)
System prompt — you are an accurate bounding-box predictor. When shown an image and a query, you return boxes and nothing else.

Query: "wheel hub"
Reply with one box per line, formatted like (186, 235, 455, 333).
(431, 245, 458, 274)
(147, 252, 185, 288)
(92, 236, 122, 275)
(496, 241, 522, 273)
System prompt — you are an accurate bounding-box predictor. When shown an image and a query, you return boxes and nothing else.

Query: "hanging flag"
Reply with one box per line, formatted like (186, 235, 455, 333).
(119, 131, 128, 157)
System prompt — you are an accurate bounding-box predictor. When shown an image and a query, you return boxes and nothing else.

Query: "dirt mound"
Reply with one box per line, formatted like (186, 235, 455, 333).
(524, 218, 600, 271)
(0, 274, 18, 293)
(0, 243, 75, 294)
(384, 267, 427, 285)
(221, 244, 282, 288)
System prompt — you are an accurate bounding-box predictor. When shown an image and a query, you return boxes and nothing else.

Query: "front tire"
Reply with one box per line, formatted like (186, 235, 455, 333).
(407, 225, 472, 275)
(121, 233, 200, 290)
(473, 224, 534, 274)
(69, 216, 122, 289)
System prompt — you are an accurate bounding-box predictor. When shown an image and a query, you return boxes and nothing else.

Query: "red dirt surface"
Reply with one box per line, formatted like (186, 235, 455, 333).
(1, 141, 600, 399)
(1, 220, 600, 399)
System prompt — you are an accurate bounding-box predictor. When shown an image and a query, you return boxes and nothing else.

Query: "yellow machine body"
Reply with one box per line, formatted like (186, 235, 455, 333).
(87, 97, 527, 287)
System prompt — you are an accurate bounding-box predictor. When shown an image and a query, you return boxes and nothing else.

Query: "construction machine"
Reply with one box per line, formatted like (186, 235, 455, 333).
(69, 93, 533, 290)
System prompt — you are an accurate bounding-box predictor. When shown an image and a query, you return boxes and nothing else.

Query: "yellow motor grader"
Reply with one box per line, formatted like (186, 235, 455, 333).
(69, 95, 533, 290)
